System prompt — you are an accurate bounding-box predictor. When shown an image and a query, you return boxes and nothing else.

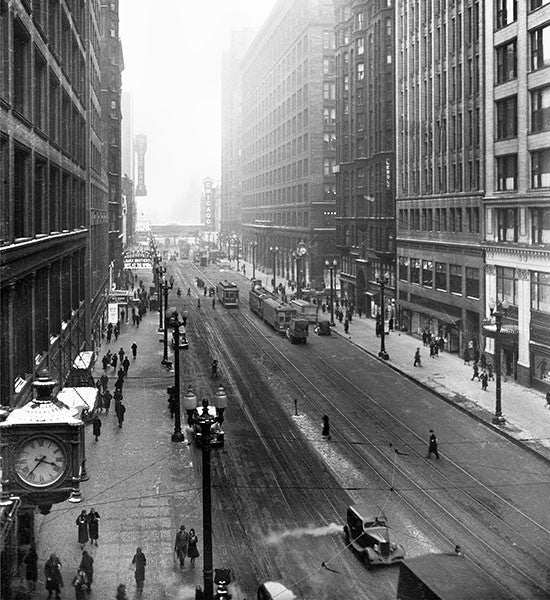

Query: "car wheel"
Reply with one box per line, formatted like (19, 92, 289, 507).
(363, 555, 372, 570)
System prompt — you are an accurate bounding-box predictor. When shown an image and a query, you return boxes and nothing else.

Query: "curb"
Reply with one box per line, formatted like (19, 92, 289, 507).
(332, 328, 550, 466)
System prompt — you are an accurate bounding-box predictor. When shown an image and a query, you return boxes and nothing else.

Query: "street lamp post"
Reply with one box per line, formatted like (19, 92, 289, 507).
(293, 242, 307, 300)
(250, 241, 258, 280)
(488, 299, 509, 424)
(196, 402, 216, 600)
(157, 265, 165, 332)
(269, 246, 279, 293)
(325, 259, 337, 326)
(168, 312, 185, 442)
(160, 276, 173, 365)
(377, 273, 390, 360)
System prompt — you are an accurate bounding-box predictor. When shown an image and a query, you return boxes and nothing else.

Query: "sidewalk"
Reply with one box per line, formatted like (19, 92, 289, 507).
(33, 268, 202, 600)
(234, 259, 550, 463)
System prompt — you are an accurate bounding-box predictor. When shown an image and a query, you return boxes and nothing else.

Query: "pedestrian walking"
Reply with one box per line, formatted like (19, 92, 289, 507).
(429, 342, 436, 358)
(79, 550, 94, 591)
(389, 316, 394, 331)
(111, 354, 118, 370)
(471, 362, 481, 381)
(197, 298, 201, 309)
(427, 429, 440, 459)
(131, 547, 146, 593)
(116, 584, 128, 600)
(115, 401, 126, 428)
(92, 415, 102, 441)
(122, 356, 130, 375)
(321, 415, 331, 440)
(413, 347, 422, 367)
(212, 297, 216, 309)
(480, 353, 487, 369)
(131, 342, 137, 359)
(121, 309, 125, 323)
(44, 553, 63, 599)
(23, 542, 38, 591)
(174, 525, 189, 568)
(114, 324, 119, 340)
(136, 314, 141, 327)
(546, 390, 550, 409)
(71, 569, 88, 600)
(102, 355, 109, 371)
(438, 336, 445, 353)
(113, 389, 123, 404)
(118, 347, 125, 363)
(100, 373, 109, 393)
(211, 359, 218, 379)
(87, 508, 100, 546)
(103, 389, 112, 414)
(481, 370, 488, 391)
(76, 509, 89, 549)
(187, 529, 200, 567)
(344, 319, 349, 334)
(487, 363, 494, 381)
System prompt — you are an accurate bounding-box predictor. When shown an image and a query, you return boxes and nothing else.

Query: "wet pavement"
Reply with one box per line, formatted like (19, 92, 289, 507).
(238, 259, 550, 463)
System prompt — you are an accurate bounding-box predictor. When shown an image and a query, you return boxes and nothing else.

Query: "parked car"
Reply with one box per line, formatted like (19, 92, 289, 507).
(192, 405, 224, 447)
(257, 582, 296, 600)
(314, 321, 331, 335)
(344, 504, 405, 568)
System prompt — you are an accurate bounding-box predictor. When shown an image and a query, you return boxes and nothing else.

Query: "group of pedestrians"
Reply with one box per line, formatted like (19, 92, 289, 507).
(174, 525, 200, 569)
(471, 355, 495, 391)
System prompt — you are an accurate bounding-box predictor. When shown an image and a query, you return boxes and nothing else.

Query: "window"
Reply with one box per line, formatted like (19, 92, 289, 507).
(531, 207, 550, 243)
(531, 87, 550, 132)
(531, 272, 550, 313)
(357, 63, 364, 80)
(531, 24, 550, 71)
(496, 155, 517, 191)
(435, 262, 447, 291)
(410, 259, 420, 284)
(497, 207, 518, 242)
(323, 133, 336, 150)
(450, 265, 462, 295)
(496, 96, 517, 139)
(399, 256, 409, 281)
(531, 149, 550, 188)
(422, 261, 433, 287)
(357, 38, 364, 55)
(496, 40, 517, 83)
(497, 266, 516, 305)
(530, 0, 550, 10)
(13, 19, 31, 116)
(496, 0, 517, 29)
(322, 30, 334, 49)
(465, 267, 480, 298)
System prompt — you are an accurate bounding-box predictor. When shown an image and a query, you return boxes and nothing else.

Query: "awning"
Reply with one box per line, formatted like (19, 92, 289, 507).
(398, 299, 461, 324)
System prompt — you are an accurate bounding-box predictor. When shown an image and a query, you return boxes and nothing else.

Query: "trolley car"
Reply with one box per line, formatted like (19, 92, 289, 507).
(249, 285, 273, 317)
(262, 297, 296, 334)
(217, 281, 239, 308)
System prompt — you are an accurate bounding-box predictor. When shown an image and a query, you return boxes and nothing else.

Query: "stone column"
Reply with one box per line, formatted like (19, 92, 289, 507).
(516, 268, 531, 383)
(30, 272, 37, 370)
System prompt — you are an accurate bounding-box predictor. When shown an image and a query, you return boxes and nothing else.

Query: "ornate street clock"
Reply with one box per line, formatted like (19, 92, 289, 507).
(0, 370, 84, 513)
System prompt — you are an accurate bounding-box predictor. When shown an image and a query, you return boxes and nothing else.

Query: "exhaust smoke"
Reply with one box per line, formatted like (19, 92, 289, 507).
(265, 523, 343, 546)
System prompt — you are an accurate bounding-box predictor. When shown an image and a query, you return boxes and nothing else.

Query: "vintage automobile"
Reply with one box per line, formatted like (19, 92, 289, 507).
(171, 327, 189, 349)
(192, 405, 224, 447)
(257, 582, 296, 600)
(344, 504, 405, 568)
(314, 320, 331, 335)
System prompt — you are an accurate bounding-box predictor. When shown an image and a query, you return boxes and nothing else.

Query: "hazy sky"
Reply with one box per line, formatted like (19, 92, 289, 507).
(119, 0, 276, 223)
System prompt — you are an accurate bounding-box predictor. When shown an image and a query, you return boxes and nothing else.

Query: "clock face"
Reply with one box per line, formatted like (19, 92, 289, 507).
(14, 436, 67, 488)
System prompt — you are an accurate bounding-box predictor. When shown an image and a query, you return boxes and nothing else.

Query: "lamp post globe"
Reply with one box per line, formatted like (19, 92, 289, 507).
(325, 259, 337, 327)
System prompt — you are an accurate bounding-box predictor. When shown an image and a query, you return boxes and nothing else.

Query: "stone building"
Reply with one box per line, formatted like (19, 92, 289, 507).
(239, 0, 337, 289)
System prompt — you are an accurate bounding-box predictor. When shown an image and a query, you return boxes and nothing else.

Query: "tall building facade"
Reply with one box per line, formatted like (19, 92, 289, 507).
(121, 90, 134, 180)
(100, 0, 124, 283)
(239, 0, 337, 288)
(335, 0, 396, 315)
(482, 0, 550, 389)
(221, 28, 257, 236)
(0, 0, 122, 405)
(396, 0, 484, 355)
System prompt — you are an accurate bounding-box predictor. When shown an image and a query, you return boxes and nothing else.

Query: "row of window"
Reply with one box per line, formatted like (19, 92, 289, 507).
(496, 149, 550, 191)
(496, 24, 550, 85)
(494, 207, 550, 244)
(242, 183, 310, 209)
(399, 257, 480, 298)
(399, 207, 480, 235)
(498, 267, 550, 314)
(496, 0, 550, 30)
(243, 133, 310, 177)
(243, 159, 311, 191)
(496, 87, 550, 140)
(242, 210, 311, 229)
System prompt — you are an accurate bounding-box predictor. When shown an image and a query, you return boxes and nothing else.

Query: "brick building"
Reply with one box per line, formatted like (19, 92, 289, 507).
(396, 0, 484, 355)
(0, 0, 122, 405)
(239, 0, 337, 288)
(334, 0, 396, 316)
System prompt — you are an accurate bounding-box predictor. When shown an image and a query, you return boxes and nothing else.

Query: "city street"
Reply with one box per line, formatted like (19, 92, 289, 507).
(30, 259, 550, 599)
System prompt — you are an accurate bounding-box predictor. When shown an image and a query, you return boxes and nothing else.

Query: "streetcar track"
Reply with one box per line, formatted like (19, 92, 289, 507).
(179, 262, 548, 597)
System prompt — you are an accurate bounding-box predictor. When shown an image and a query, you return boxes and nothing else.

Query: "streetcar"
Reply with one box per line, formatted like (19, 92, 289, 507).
(262, 297, 296, 334)
(217, 280, 239, 308)
(249, 285, 273, 318)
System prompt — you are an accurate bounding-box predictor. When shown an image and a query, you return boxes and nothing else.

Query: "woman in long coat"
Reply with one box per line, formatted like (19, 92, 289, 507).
(187, 529, 200, 568)
(131, 547, 146, 592)
(44, 553, 63, 599)
(79, 550, 94, 590)
(87, 508, 100, 545)
(76, 510, 89, 549)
